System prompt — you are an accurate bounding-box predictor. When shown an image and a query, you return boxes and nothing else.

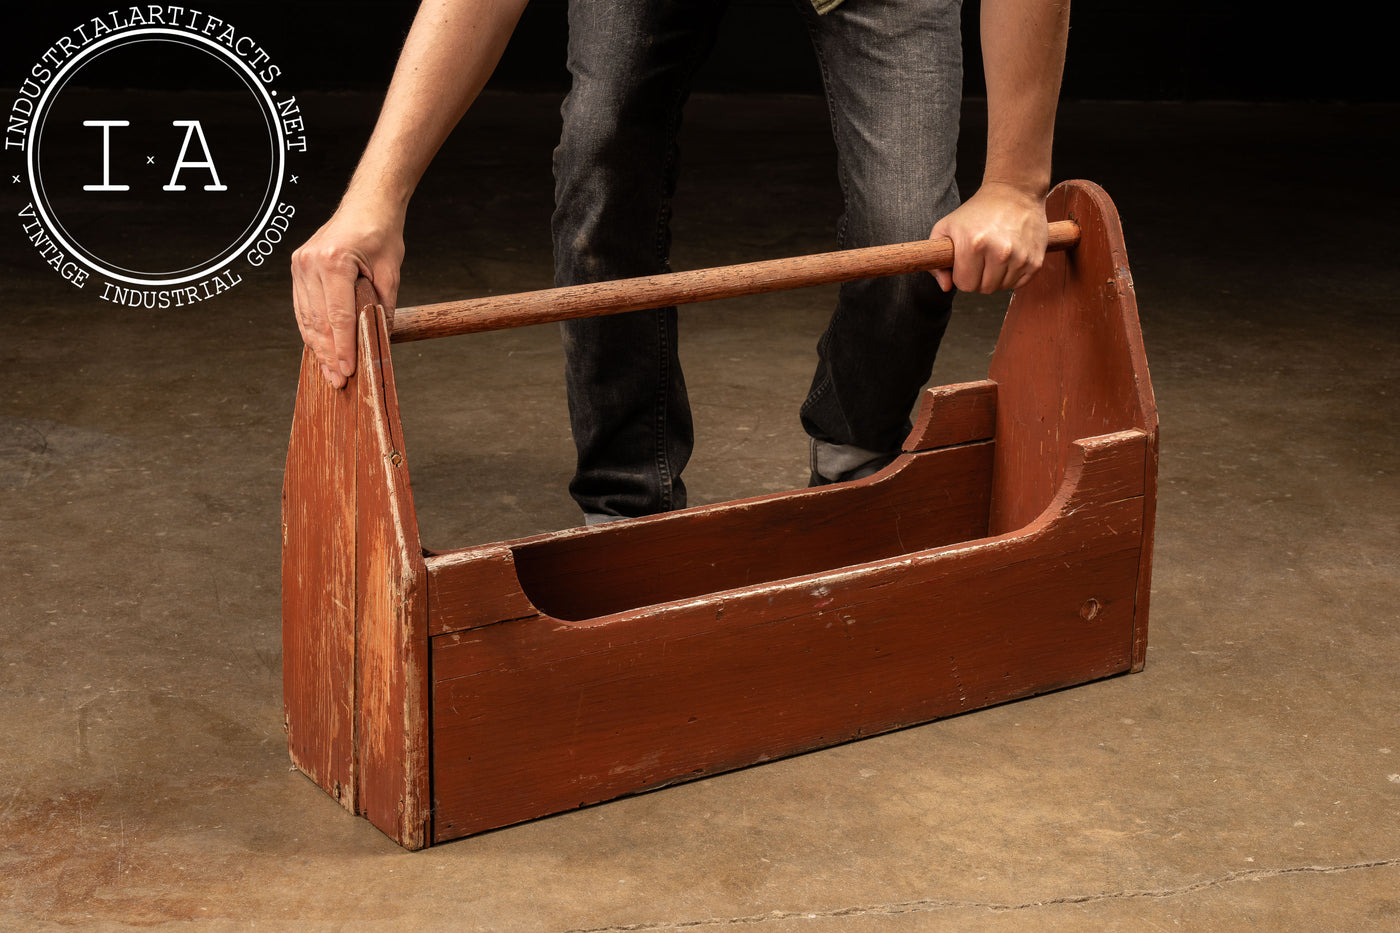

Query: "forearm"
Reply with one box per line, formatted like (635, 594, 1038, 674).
(928, 0, 1069, 294)
(343, 0, 530, 214)
(290, 0, 527, 388)
(979, 0, 1070, 198)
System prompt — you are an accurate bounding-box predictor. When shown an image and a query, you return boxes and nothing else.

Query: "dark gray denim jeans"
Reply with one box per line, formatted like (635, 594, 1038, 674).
(553, 0, 963, 521)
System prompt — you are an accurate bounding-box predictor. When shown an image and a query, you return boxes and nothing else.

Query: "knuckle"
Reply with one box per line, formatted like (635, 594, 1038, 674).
(989, 239, 1015, 264)
(329, 250, 361, 274)
(326, 302, 357, 324)
(296, 243, 359, 275)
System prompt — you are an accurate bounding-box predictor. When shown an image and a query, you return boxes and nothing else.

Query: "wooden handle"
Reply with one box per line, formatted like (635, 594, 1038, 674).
(389, 219, 1080, 343)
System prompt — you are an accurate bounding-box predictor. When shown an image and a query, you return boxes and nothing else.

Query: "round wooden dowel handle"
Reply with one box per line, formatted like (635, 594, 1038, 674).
(389, 219, 1080, 343)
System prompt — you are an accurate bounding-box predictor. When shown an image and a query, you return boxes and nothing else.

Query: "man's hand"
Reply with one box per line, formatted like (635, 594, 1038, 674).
(287, 0, 529, 389)
(932, 0, 1069, 295)
(291, 202, 405, 389)
(929, 181, 1048, 294)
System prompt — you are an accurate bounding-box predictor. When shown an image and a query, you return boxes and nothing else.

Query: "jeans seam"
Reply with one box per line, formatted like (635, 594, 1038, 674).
(648, 25, 717, 513)
(802, 375, 832, 413)
(652, 130, 679, 514)
(650, 93, 683, 513)
(795, 0, 848, 431)
(797, 0, 853, 251)
(653, 312, 671, 510)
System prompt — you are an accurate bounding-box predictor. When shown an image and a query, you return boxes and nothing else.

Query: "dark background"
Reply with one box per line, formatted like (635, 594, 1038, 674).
(6, 0, 1390, 101)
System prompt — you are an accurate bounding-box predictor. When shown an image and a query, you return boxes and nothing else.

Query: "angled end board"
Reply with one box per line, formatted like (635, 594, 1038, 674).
(283, 287, 431, 848)
(282, 180, 1157, 848)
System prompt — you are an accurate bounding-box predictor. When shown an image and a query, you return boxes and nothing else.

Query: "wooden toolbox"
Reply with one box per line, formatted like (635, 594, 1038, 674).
(282, 179, 1157, 849)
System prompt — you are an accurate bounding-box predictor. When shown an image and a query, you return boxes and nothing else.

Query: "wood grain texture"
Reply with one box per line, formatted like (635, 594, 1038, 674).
(351, 287, 432, 849)
(987, 180, 1158, 669)
(427, 546, 539, 636)
(282, 343, 357, 812)
(284, 179, 1156, 848)
(282, 284, 432, 848)
(988, 181, 1156, 534)
(511, 442, 992, 622)
(425, 382, 1001, 637)
(390, 222, 1080, 342)
(431, 430, 1147, 841)
(903, 380, 997, 452)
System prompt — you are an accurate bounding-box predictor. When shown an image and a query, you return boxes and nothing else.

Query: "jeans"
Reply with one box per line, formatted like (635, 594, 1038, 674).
(553, 0, 963, 521)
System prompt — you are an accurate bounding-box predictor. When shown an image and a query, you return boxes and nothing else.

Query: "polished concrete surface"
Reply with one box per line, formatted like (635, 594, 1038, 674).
(2, 93, 1397, 930)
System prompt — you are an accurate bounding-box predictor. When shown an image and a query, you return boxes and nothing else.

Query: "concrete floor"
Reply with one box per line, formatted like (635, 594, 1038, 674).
(2, 92, 1398, 930)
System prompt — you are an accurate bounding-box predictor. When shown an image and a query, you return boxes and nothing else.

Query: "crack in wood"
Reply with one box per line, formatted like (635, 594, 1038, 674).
(558, 858, 1400, 931)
